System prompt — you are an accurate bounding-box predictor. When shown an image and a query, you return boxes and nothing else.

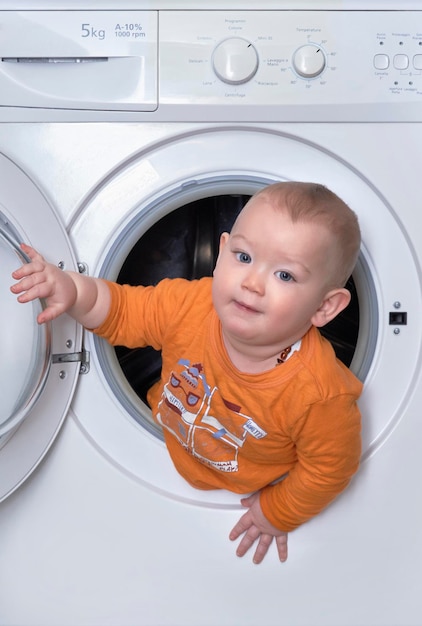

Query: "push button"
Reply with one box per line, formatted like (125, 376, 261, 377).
(393, 54, 409, 70)
(413, 54, 422, 70)
(374, 54, 389, 70)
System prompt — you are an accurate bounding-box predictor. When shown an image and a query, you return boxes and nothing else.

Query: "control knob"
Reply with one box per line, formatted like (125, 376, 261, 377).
(292, 44, 326, 78)
(212, 37, 259, 85)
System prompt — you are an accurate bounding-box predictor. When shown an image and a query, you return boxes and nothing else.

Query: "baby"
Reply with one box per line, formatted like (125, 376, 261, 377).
(11, 181, 362, 564)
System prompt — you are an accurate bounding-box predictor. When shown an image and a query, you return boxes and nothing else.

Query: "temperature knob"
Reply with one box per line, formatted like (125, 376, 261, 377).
(212, 37, 259, 85)
(293, 44, 326, 78)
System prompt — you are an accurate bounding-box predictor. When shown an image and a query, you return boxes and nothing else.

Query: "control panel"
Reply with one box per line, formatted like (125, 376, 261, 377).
(159, 11, 422, 110)
(0, 9, 421, 120)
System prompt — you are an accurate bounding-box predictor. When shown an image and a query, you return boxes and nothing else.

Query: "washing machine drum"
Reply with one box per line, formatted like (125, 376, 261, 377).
(0, 229, 50, 436)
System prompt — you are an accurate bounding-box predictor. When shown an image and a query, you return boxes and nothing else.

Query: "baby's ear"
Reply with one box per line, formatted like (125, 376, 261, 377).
(218, 232, 230, 251)
(213, 232, 230, 276)
(311, 288, 351, 328)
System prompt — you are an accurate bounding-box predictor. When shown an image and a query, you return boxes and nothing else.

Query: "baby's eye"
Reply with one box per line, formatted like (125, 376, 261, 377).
(235, 251, 251, 264)
(276, 270, 294, 282)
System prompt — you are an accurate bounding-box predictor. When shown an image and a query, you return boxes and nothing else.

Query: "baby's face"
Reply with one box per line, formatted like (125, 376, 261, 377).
(212, 196, 339, 352)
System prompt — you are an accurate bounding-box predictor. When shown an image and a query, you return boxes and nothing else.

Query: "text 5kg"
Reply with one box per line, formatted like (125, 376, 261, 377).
(81, 24, 106, 40)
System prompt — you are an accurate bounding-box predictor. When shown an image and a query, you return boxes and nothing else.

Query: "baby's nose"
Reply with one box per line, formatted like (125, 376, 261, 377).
(241, 267, 265, 294)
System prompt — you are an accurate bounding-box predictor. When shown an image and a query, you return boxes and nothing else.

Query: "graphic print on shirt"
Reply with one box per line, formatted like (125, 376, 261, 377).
(156, 359, 267, 473)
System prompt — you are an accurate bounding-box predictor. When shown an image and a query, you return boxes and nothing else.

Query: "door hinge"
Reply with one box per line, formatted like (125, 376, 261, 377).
(52, 349, 90, 374)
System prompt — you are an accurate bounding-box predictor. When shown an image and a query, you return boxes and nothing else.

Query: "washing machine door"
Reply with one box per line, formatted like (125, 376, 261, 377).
(66, 126, 421, 507)
(0, 153, 82, 502)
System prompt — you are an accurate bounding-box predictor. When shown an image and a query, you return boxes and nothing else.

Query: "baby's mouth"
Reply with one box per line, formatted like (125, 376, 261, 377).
(234, 300, 260, 314)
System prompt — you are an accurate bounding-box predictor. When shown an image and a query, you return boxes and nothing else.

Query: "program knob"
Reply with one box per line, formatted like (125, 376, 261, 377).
(293, 44, 326, 78)
(212, 37, 259, 85)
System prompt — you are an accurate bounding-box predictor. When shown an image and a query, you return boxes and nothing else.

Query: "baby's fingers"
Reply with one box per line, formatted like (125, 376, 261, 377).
(12, 252, 46, 282)
(35, 302, 65, 325)
(233, 523, 261, 558)
(10, 269, 51, 302)
(12, 265, 39, 284)
(251, 533, 274, 565)
(275, 533, 288, 562)
(229, 510, 252, 542)
(19, 243, 44, 262)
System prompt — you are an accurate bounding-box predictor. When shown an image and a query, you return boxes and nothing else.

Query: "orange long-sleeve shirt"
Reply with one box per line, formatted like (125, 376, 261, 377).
(93, 277, 362, 532)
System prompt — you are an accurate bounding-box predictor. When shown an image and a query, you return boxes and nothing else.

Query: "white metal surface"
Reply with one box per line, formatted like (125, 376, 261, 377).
(0, 3, 421, 625)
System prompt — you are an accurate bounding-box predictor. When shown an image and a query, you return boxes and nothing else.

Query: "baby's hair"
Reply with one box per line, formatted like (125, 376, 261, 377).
(251, 181, 361, 287)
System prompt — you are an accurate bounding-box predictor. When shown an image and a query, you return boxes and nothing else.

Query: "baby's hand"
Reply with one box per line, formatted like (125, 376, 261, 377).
(10, 244, 77, 324)
(229, 492, 288, 564)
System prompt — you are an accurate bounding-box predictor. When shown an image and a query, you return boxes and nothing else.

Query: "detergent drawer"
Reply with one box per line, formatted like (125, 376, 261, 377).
(0, 10, 158, 111)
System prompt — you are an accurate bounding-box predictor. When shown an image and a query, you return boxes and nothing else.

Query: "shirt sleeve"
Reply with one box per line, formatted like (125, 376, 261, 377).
(92, 278, 191, 350)
(92, 277, 211, 350)
(259, 393, 362, 532)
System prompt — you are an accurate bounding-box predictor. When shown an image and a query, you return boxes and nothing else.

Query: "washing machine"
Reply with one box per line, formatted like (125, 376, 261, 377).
(0, 2, 421, 625)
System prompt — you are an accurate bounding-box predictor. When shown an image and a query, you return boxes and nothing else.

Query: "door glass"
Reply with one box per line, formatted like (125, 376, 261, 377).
(0, 227, 50, 436)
